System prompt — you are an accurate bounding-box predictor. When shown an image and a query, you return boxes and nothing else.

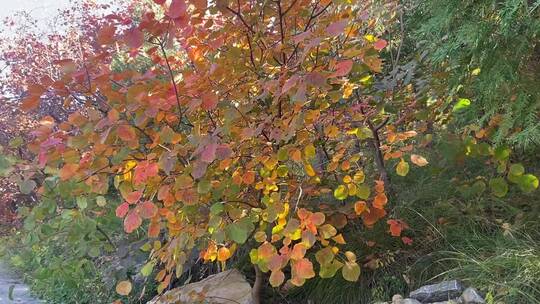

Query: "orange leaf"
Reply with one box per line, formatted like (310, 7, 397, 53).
(290, 243, 307, 260)
(373, 193, 388, 209)
(269, 269, 285, 287)
(362, 206, 387, 227)
(20, 95, 40, 112)
(59, 163, 79, 181)
(387, 219, 409, 237)
(148, 221, 160, 238)
(115, 280, 132, 296)
(293, 258, 315, 279)
(354, 201, 367, 215)
(410, 154, 429, 167)
(138, 201, 158, 219)
(374, 180, 385, 193)
(217, 247, 231, 262)
(243, 171, 256, 184)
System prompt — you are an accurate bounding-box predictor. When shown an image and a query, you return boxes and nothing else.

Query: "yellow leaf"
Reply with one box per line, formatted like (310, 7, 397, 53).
(342, 261, 360, 281)
(304, 144, 316, 159)
(305, 164, 316, 176)
(396, 159, 410, 176)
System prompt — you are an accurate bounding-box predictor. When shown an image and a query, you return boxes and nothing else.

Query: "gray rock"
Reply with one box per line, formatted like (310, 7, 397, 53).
(429, 299, 462, 304)
(401, 299, 422, 304)
(392, 294, 404, 303)
(409, 280, 464, 303)
(460, 287, 485, 304)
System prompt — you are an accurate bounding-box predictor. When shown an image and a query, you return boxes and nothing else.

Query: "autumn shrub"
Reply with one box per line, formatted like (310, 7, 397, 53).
(0, 0, 538, 303)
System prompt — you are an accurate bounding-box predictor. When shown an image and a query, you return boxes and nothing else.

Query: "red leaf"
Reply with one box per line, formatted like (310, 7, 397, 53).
(124, 210, 142, 233)
(168, 0, 187, 19)
(191, 161, 207, 179)
(215, 144, 232, 160)
(116, 202, 130, 218)
(326, 20, 347, 37)
(124, 27, 144, 49)
(153, 0, 166, 4)
(373, 39, 388, 51)
(401, 236, 413, 245)
(330, 60, 353, 78)
(201, 92, 218, 110)
(138, 201, 158, 219)
(200, 143, 217, 163)
(124, 190, 143, 205)
(281, 75, 299, 95)
(97, 24, 116, 45)
(117, 124, 137, 141)
(134, 161, 159, 184)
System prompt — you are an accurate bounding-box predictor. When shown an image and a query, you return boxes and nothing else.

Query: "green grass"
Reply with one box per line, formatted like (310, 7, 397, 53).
(285, 151, 540, 304)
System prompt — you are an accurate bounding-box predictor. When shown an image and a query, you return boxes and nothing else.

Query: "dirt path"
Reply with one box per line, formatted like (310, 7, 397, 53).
(0, 262, 43, 303)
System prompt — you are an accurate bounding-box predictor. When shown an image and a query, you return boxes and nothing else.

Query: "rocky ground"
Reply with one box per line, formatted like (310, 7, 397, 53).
(377, 280, 485, 304)
(0, 262, 42, 303)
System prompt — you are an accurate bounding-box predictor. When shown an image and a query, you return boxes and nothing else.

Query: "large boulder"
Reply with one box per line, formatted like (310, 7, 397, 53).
(409, 280, 464, 303)
(147, 269, 253, 304)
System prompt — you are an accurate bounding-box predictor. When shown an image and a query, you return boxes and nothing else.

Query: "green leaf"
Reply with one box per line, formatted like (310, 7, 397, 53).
(470, 180, 486, 195)
(276, 165, 289, 177)
(141, 262, 154, 276)
(315, 247, 334, 265)
(210, 202, 224, 215)
(0, 154, 14, 176)
(19, 179, 36, 194)
(494, 146, 510, 161)
(354, 127, 373, 140)
(356, 184, 371, 199)
(96, 196, 107, 207)
(517, 174, 539, 193)
(77, 196, 88, 210)
(489, 177, 508, 198)
(319, 260, 343, 278)
(277, 148, 288, 161)
(333, 185, 348, 200)
(508, 163, 525, 183)
(452, 98, 471, 112)
(508, 163, 524, 177)
(197, 179, 211, 194)
(227, 222, 248, 244)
